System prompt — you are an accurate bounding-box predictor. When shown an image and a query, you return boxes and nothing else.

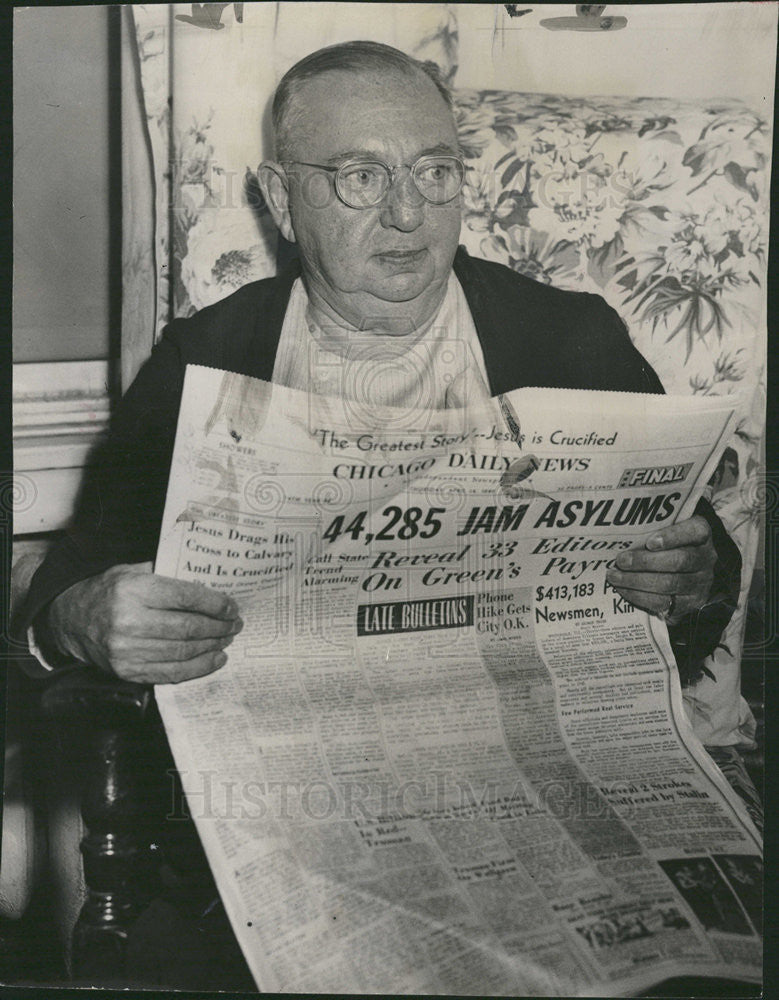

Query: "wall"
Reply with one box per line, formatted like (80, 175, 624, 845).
(13, 5, 113, 362)
(455, 3, 777, 105)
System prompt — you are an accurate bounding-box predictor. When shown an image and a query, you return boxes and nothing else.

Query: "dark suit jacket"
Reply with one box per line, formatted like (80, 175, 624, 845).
(19, 247, 741, 682)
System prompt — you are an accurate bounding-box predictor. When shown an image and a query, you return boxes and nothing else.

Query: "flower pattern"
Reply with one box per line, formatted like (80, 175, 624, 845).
(170, 114, 277, 316)
(180, 208, 278, 311)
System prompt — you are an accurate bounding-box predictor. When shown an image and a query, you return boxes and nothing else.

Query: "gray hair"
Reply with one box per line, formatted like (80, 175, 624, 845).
(272, 40, 454, 160)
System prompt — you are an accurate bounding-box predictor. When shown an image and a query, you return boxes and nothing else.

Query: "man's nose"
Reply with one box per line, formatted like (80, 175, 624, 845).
(379, 168, 425, 231)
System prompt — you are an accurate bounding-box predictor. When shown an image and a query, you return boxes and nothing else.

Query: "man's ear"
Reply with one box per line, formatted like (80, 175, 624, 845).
(257, 162, 296, 244)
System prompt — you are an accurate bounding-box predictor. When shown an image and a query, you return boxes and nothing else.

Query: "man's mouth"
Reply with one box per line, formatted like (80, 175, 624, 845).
(374, 249, 427, 262)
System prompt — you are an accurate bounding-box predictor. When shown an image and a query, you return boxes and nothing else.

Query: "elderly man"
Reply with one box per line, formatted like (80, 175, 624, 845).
(21, 40, 739, 694)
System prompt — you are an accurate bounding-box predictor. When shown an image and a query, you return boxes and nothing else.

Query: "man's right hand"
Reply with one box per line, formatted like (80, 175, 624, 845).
(42, 562, 243, 685)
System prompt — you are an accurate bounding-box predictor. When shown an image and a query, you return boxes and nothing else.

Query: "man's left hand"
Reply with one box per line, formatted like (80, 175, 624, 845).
(605, 515, 716, 623)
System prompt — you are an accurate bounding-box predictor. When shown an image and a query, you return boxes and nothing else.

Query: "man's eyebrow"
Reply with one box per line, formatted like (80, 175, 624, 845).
(322, 142, 461, 166)
(419, 142, 461, 157)
(322, 149, 381, 166)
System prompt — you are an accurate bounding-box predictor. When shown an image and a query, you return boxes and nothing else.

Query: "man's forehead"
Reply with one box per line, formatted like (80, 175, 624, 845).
(287, 67, 457, 159)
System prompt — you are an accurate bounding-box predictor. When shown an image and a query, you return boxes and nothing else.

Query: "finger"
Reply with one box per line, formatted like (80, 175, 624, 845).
(613, 546, 713, 574)
(111, 649, 230, 686)
(141, 576, 239, 619)
(612, 586, 697, 620)
(106, 632, 237, 664)
(120, 609, 244, 641)
(642, 516, 711, 552)
(607, 568, 709, 596)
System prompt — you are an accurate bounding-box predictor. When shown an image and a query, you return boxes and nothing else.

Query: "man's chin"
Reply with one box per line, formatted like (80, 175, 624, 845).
(364, 269, 435, 303)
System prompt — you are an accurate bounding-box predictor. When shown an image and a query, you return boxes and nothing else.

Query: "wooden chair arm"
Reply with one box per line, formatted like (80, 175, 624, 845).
(39, 667, 155, 728)
(38, 665, 165, 982)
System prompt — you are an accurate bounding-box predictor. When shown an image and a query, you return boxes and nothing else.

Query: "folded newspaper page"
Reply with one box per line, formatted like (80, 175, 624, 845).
(154, 364, 761, 995)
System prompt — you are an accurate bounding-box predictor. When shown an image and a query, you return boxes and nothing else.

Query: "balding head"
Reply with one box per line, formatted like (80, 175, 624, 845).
(272, 40, 455, 161)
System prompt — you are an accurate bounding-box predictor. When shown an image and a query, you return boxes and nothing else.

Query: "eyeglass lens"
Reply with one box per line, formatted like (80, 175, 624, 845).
(337, 156, 464, 208)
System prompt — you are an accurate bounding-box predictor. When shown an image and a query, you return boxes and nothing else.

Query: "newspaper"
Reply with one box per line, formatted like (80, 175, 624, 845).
(154, 364, 761, 996)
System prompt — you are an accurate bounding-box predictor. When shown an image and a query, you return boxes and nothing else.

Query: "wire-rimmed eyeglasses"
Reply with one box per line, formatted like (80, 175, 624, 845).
(282, 154, 465, 209)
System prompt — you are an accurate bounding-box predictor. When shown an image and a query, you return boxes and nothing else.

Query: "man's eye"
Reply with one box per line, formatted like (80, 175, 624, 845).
(343, 165, 381, 186)
(419, 161, 454, 182)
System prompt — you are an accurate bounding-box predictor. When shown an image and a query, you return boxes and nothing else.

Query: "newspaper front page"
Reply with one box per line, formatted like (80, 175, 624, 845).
(154, 365, 761, 995)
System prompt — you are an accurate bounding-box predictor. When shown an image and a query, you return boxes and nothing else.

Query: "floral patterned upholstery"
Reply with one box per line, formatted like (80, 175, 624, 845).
(454, 90, 768, 746)
(124, 8, 767, 748)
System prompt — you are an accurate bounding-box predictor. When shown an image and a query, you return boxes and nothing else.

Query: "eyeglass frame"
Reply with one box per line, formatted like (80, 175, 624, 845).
(280, 153, 466, 209)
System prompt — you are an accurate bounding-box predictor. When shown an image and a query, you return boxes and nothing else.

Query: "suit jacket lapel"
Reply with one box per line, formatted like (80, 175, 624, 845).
(453, 245, 532, 396)
(242, 256, 302, 380)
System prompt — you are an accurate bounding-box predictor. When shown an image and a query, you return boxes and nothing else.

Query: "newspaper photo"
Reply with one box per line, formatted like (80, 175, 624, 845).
(153, 364, 761, 996)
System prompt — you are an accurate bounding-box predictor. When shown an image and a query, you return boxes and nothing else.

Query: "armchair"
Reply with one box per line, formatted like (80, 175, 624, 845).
(8, 64, 769, 993)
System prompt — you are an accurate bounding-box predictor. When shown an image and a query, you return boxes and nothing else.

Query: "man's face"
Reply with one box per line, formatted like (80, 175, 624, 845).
(282, 69, 462, 331)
